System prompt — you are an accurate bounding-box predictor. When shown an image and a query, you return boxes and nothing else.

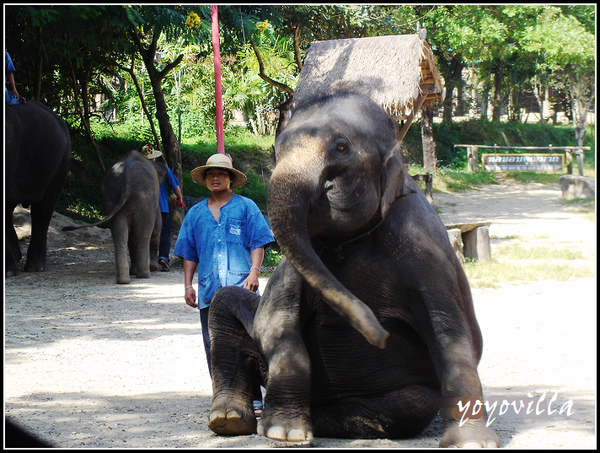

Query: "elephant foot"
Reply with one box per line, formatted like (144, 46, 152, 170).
(116, 275, 131, 284)
(5, 263, 19, 277)
(24, 259, 47, 273)
(208, 397, 256, 435)
(257, 411, 313, 442)
(439, 419, 499, 448)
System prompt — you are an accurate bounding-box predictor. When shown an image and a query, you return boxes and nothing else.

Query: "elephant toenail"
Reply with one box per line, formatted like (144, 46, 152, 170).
(209, 410, 225, 423)
(287, 428, 309, 441)
(226, 410, 242, 420)
(266, 426, 286, 440)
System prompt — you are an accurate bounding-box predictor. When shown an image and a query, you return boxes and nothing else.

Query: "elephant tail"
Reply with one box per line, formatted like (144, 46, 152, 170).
(61, 194, 129, 232)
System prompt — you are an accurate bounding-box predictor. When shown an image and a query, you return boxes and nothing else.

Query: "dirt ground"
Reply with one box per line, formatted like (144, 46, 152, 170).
(4, 177, 596, 449)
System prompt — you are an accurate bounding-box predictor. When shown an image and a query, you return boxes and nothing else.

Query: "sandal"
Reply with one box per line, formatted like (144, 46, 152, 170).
(158, 258, 170, 272)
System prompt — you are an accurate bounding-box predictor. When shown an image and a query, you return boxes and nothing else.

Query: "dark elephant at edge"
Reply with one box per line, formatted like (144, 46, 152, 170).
(5, 101, 72, 277)
(63, 150, 166, 284)
(206, 94, 500, 447)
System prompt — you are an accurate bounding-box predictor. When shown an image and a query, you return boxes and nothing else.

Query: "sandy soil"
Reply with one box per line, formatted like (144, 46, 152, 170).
(4, 178, 596, 448)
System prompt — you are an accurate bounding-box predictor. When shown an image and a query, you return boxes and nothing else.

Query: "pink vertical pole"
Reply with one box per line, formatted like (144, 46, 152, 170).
(211, 5, 225, 154)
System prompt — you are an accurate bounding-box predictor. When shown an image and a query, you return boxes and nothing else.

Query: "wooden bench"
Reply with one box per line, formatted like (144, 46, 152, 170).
(445, 221, 492, 263)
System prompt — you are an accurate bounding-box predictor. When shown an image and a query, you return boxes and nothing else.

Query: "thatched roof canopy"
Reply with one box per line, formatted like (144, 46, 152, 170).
(293, 33, 445, 119)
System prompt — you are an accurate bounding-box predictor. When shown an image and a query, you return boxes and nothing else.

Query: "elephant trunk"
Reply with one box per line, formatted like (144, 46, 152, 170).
(268, 159, 389, 349)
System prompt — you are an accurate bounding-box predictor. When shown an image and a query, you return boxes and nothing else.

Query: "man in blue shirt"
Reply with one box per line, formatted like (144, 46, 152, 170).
(142, 145, 183, 271)
(5, 51, 26, 105)
(173, 153, 274, 412)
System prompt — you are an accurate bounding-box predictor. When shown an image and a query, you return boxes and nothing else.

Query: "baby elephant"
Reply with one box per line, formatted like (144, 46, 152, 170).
(64, 150, 166, 283)
(207, 94, 499, 447)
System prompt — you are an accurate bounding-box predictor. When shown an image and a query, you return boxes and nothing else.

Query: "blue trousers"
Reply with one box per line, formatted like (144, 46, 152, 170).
(159, 212, 171, 262)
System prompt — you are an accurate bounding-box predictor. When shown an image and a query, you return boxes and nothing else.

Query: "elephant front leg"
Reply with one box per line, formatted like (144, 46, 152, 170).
(422, 320, 500, 447)
(434, 341, 500, 448)
(253, 265, 313, 442)
(256, 344, 313, 442)
(208, 286, 263, 436)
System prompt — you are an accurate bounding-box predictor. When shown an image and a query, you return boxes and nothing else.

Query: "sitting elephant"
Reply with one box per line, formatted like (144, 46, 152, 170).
(207, 94, 499, 447)
(63, 150, 166, 284)
(5, 101, 72, 276)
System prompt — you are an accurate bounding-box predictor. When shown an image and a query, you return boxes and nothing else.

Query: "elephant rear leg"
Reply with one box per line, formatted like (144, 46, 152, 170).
(111, 215, 131, 284)
(130, 220, 154, 279)
(24, 200, 54, 272)
(24, 163, 69, 273)
(311, 385, 440, 439)
(208, 286, 264, 436)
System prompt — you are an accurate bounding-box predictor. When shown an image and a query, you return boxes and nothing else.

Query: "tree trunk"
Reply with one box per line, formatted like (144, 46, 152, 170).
(293, 26, 303, 71)
(421, 103, 438, 176)
(568, 72, 594, 148)
(132, 28, 184, 186)
(437, 55, 464, 124)
(119, 54, 161, 150)
(480, 78, 490, 121)
(492, 64, 503, 122)
(69, 62, 105, 173)
(531, 77, 546, 125)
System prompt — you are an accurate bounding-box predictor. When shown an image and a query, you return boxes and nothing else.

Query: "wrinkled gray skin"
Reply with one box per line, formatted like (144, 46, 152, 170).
(5, 101, 72, 277)
(63, 150, 166, 284)
(207, 94, 499, 448)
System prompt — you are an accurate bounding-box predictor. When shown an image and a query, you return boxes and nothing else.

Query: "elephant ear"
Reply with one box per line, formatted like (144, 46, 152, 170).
(380, 144, 415, 217)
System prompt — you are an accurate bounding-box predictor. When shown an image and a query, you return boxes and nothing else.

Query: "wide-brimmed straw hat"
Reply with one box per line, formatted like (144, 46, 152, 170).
(190, 153, 247, 189)
(141, 144, 163, 160)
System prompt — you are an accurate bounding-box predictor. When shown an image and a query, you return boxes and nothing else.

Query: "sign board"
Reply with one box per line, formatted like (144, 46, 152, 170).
(482, 154, 564, 172)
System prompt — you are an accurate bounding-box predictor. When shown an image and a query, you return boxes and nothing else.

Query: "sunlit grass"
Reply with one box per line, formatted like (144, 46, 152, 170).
(464, 242, 595, 289)
(409, 165, 499, 194)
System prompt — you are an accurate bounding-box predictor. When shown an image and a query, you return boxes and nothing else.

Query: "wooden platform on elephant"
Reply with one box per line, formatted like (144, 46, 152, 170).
(445, 221, 492, 263)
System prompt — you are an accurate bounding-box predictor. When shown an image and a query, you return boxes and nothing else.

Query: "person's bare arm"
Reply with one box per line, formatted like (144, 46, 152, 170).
(243, 247, 264, 292)
(183, 259, 198, 308)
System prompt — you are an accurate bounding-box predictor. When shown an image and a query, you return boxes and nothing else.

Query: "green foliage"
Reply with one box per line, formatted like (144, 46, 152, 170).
(262, 247, 284, 269)
(60, 118, 595, 223)
(404, 119, 594, 168)
(179, 128, 274, 209)
(10, 4, 592, 224)
(503, 172, 561, 185)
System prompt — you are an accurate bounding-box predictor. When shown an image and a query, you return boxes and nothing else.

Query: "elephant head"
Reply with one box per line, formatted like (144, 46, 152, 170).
(268, 93, 414, 348)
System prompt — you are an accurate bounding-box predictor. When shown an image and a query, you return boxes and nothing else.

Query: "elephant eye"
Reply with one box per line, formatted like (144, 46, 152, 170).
(333, 140, 350, 156)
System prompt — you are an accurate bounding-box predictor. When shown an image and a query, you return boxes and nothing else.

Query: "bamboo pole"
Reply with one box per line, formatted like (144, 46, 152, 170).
(211, 5, 225, 155)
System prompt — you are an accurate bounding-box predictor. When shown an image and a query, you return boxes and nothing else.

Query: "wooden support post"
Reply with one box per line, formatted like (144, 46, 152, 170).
(463, 226, 491, 263)
(412, 173, 433, 204)
(575, 150, 584, 176)
(467, 146, 479, 173)
(398, 94, 426, 143)
(446, 229, 465, 263)
(425, 174, 433, 203)
(566, 151, 573, 175)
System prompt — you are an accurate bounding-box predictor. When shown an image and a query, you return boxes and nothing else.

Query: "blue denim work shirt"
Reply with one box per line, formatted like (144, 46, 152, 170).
(159, 166, 180, 213)
(173, 194, 274, 309)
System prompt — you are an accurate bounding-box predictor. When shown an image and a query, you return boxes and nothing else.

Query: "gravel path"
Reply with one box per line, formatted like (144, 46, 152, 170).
(4, 179, 596, 448)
